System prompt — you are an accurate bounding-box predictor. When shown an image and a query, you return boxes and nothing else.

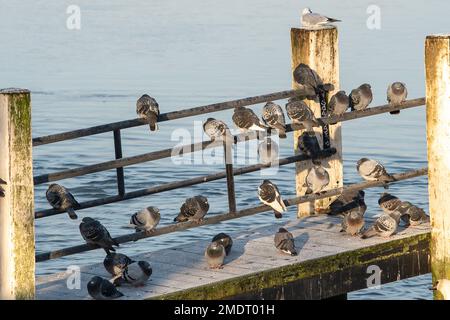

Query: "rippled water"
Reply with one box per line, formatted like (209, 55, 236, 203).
(1, 0, 445, 299)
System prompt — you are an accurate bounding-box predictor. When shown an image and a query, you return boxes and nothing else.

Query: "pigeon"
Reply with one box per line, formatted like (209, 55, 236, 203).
(328, 90, 349, 116)
(212, 233, 233, 256)
(387, 82, 407, 115)
(349, 84, 373, 111)
(87, 276, 123, 300)
(398, 201, 430, 226)
(304, 165, 330, 194)
(298, 131, 322, 164)
(205, 241, 226, 269)
(274, 228, 297, 256)
(136, 94, 160, 132)
(357, 158, 395, 186)
(129, 206, 160, 233)
(378, 193, 402, 215)
(103, 252, 135, 283)
(293, 63, 333, 99)
(46, 183, 80, 219)
(174, 196, 209, 223)
(258, 137, 279, 165)
(262, 102, 287, 139)
(258, 180, 287, 219)
(0, 177, 6, 197)
(301, 8, 341, 28)
(203, 117, 234, 145)
(361, 212, 401, 239)
(79, 217, 119, 254)
(121, 261, 152, 287)
(285, 98, 320, 131)
(232, 106, 267, 133)
(328, 190, 365, 217)
(340, 200, 367, 236)
(431, 279, 450, 300)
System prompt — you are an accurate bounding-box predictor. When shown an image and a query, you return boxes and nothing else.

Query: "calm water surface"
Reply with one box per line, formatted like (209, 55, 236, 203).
(1, 0, 446, 299)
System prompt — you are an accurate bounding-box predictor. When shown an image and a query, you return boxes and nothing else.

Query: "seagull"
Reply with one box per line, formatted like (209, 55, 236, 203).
(103, 252, 135, 283)
(46, 183, 80, 220)
(232, 106, 267, 133)
(205, 241, 226, 269)
(328, 90, 349, 116)
(258, 180, 287, 219)
(87, 276, 123, 300)
(328, 190, 365, 217)
(0, 178, 6, 197)
(274, 228, 297, 256)
(136, 94, 160, 132)
(387, 82, 407, 115)
(258, 137, 279, 165)
(262, 102, 287, 139)
(340, 200, 367, 236)
(301, 8, 341, 28)
(129, 206, 160, 233)
(79, 217, 119, 254)
(121, 261, 152, 287)
(349, 84, 373, 111)
(203, 118, 234, 146)
(304, 164, 330, 194)
(298, 131, 322, 164)
(285, 98, 320, 131)
(174, 196, 210, 223)
(357, 158, 395, 187)
(361, 211, 401, 239)
(431, 279, 450, 300)
(212, 233, 233, 256)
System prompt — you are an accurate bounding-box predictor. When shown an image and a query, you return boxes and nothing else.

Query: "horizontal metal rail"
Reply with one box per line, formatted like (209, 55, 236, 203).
(33, 98, 425, 185)
(35, 149, 336, 219)
(35, 167, 427, 262)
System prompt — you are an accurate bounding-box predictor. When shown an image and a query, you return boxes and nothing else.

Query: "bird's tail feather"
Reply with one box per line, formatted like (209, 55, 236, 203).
(274, 211, 283, 219)
(67, 208, 78, 220)
(147, 113, 158, 132)
(389, 110, 400, 115)
(361, 227, 377, 239)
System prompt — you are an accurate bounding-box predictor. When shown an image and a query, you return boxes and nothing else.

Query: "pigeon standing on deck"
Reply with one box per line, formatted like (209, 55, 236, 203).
(205, 241, 226, 269)
(328, 90, 349, 116)
(46, 183, 80, 220)
(203, 118, 234, 145)
(129, 206, 160, 233)
(212, 233, 233, 256)
(357, 158, 395, 187)
(0, 178, 6, 197)
(258, 180, 287, 219)
(274, 228, 297, 256)
(174, 196, 209, 223)
(87, 276, 123, 300)
(387, 82, 408, 115)
(79, 217, 119, 254)
(136, 94, 160, 132)
(349, 84, 373, 111)
(298, 131, 322, 164)
(262, 102, 287, 139)
(340, 200, 367, 236)
(361, 211, 401, 239)
(121, 261, 152, 287)
(232, 106, 267, 133)
(285, 99, 320, 131)
(103, 252, 135, 283)
(258, 137, 279, 165)
(398, 201, 430, 226)
(378, 193, 402, 215)
(328, 190, 365, 217)
(304, 165, 330, 194)
(301, 8, 341, 28)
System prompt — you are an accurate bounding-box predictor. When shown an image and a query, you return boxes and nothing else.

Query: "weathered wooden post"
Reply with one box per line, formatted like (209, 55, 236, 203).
(425, 35, 450, 300)
(290, 26, 343, 217)
(0, 88, 35, 299)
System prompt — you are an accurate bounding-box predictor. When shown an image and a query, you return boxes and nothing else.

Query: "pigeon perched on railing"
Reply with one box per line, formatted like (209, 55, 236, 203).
(258, 137, 279, 165)
(361, 211, 401, 239)
(340, 199, 367, 236)
(262, 102, 287, 139)
(258, 180, 287, 219)
(292, 63, 334, 100)
(46, 183, 80, 220)
(205, 241, 226, 269)
(286, 99, 320, 131)
(301, 8, 341, 28)
(304, 165, 330, 194)
(328, 90, 349, 116)
(0, 178, 6, 197)
(136, 94, 160, 132)
(203, 118, 234, 146)
(129, 206, 160, 233)
(387, 82, 408, 115)
(87, 276, 123, 300)
(357, 158, 395, 187)
(232, 106, 267, 133)
(328, 190, 365, 217)
(298, 131, 322, 164)
(174, 196, 210, 223)
(121, 261, 152, 287)
(212, 233, 233, 256)
(103, 252, 135, 283)
(349, 84, 373, 111)
(79, 217, 119, 254)
(274, 228, 297, 256)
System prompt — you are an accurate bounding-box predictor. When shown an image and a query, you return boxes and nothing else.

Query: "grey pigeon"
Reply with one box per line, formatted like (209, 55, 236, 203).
(274, 228, 297, 256)
(361, 212, 401, 239)
(298, 131, 322, 164)
(262, 102, 287, 139)
(357, 158, 395, 186)
(79, 217, 119, 254)
(304, 165, 330, 194)
(378, 193, 402, 215)
(301, 7, 341, 28)
(398, 201, 429, 226)
(293, 63, 333, 99)
(205, 241, 226, 269)
(0, 177, 6, 197)
(121, 261, 152, 287)
(328, 90, 349, 116)
(87, 276, 123, 300)
(258, 180, 287, 219)
(340, 199, 367, 236)
(103, 252, 135, 283)
(349, 84, 373, 111)
(387, 82, 407, 115)
(285, 99, 320, 131)
(258, 137, 279, 165)
(136, 94, 160, 132)
(129, 206, 160, 233)
(174, 196, 209, 223)
(46, 183, 80, 219)
(203, 117, 234, 145)
(232, 106, 267, 133)
(328, 190, 365, 217)
(212, 233, 233, 256)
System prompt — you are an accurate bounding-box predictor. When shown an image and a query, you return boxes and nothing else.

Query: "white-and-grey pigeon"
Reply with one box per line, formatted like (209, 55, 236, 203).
(361, 211, 401, 239)
(136, 94, 160, 132)
(258, 180, 287, 219)
(304, 165, 330, 194)
(328, 90, 349, 116)
(174, 196, 210, 223)
(129, 206, 160, 233)
(205, 241, 226, 269)
(286, 99, 320, 131)
(87, 276, 123, 300)
(387, 82, 407, 115)
(103, 252, 135, 283)
(340, 199, 367, 236)
(274, 228, 297, 256)
(121, 261, 152, 287)
(262, 102, 287, 139)
(46, 183, 80, 220)
(349, 84, 373, 111)
(232, 106, 267, 133)
(203, 117, 234, 145)
(357, 158, 395, 186)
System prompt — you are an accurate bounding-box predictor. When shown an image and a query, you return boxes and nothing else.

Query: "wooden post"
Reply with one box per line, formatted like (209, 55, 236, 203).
(290, 26, 343, 217)
(0, 88, 35, 299)
(425, 35, 450, 300)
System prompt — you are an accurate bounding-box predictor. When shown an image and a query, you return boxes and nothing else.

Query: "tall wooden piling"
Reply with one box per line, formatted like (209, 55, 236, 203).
(0, 88, 35, 299)
(290, 26, 343, 217)
(425, 35, 450, 300)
